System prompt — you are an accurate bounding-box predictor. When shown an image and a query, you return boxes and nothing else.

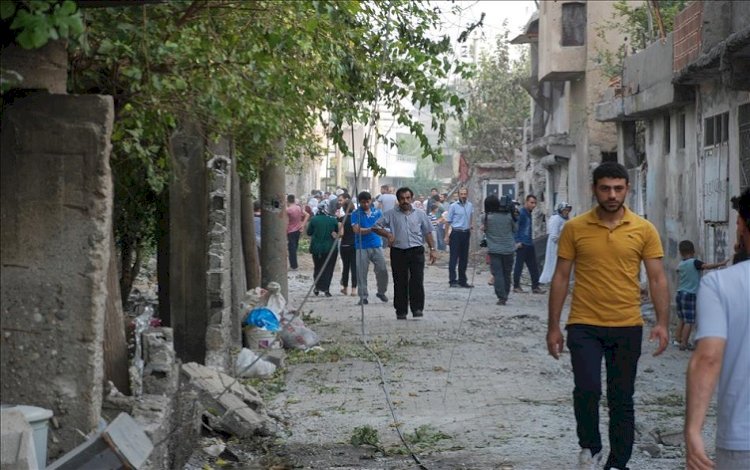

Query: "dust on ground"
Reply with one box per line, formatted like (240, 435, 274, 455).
(191, 250, 714, 470)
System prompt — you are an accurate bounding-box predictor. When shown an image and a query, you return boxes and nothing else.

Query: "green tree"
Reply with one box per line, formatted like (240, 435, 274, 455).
(53, 0, 470, 300)
(460, 27, 529, 163)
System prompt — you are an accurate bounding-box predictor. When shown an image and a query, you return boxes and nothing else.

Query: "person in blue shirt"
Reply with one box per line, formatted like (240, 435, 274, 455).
(351, 191, 389, 306)
(674, 240, 727, 350)
(513, 194, 544, 294)
(443, 187, 474, 288)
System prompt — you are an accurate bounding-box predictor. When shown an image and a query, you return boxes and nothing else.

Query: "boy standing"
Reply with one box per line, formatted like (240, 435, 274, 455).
(674, 240, 728, 350)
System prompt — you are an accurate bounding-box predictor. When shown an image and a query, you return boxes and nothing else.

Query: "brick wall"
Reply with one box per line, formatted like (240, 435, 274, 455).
(673, 1, 703, 72)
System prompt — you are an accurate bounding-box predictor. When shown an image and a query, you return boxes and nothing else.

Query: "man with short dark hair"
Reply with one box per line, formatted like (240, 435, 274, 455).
(443, 187, 474, 288)
(685, 189, 750, 470)
(351, 191, 389, 305)
(374, 187, 437, 319)
(513, 194, 544, 294)
(547, 161, 670, 470)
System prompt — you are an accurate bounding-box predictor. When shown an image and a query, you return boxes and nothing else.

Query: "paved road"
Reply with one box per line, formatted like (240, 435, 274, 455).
(259, 249, 707, 470)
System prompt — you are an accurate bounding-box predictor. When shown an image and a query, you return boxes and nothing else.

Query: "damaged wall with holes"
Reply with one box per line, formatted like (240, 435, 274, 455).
(595, 0, 750, 292)
(1, 39, 254, 466)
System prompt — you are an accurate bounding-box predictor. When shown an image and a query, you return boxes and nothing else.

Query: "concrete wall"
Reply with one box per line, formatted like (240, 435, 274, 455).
(538, 1, 587, 81)
(0, 94, 114, 458)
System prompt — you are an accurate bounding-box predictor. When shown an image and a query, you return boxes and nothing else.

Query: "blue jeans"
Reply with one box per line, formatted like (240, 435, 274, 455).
(567, 325, 643, 470)
(287, 230, 301, 269)
(513, 244, 540, 289)
(489, 253, 514, 301)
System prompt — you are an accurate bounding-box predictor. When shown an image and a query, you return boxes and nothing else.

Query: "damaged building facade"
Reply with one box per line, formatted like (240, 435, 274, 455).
(595, 0, 750, 288)
(512, 1, 624, 236)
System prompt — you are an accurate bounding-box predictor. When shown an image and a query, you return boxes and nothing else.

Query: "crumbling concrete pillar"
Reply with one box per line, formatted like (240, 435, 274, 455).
(169, 121, 208, 364)
(0, 94, 114, 458)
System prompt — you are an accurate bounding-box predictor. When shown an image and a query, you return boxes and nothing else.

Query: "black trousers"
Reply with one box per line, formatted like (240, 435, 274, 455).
(312, 250, 338, 293)
(513, 243, 540, 289)
(567, 324, 643, 470)
(390, 246, 425, 316)
(448, 230, 471, 285)
(339, 245, 357, 288)
(287, 230, 301, 269)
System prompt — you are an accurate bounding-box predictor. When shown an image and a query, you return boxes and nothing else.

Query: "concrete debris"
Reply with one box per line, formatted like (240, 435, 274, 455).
(655, 429, 685, 447)
(639, 443, 663, 458)
(202, 438, 225, 457)
(181, 362, 272, 438)
(47, 412, 153, 470)
(0, 408, 39, 470)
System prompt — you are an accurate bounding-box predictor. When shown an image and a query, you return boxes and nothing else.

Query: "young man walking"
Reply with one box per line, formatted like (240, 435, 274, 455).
(546, 162, 670, 470)
(374, 187, 437, 319)
(351, 191, 389, 306)
(513, 194, 544, 294)
(443, 187, 474, 288)
(685, 189, 750, 470)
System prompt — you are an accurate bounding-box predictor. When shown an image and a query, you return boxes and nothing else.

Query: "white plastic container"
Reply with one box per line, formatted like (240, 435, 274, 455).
(1, 404, 53, 467)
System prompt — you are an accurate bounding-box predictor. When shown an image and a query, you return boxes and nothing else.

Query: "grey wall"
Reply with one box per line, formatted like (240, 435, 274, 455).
(1, 94, 114, 458)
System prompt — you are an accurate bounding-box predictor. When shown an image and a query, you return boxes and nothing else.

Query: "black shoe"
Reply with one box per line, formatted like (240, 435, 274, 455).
(412, 310, 423, 318)
(314, 289, 320, 296)
(449, 283, 459, 288)
(396, 313, 407, 320)
(357, 298, 368, 306)
(496, 299, 506, 305)
(376, 293, 388, 302)
(459, 283, 473, 288)
(324, 291, 332, 297)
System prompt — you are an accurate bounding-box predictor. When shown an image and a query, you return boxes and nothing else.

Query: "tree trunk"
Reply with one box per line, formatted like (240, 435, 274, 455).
(260, 141, 288, 298)
(104, 230, 130, 394)
(240, 179, 261, 289)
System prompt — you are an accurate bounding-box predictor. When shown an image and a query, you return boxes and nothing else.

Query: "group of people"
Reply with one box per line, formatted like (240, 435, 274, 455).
(284, 162, 748, 469)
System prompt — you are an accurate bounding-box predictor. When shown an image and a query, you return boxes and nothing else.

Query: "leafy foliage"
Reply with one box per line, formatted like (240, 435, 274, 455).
(2, 0, 83, 49)
(460, 28, 529, 163)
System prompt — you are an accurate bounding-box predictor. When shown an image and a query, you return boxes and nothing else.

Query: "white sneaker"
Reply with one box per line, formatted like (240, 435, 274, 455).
(578, 449, 603, 469)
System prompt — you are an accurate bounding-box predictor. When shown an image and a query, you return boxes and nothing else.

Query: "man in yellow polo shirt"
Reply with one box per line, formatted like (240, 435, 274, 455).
(546, 162, 670, 470)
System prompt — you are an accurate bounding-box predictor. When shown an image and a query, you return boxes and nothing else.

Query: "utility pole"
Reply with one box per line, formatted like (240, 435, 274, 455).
(260, 140, 288, 298)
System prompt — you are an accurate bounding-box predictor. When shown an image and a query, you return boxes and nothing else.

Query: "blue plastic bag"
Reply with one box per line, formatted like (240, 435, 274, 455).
(243, 307, 281, 331)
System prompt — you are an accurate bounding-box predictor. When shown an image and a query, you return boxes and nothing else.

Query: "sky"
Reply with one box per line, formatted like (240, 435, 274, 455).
(436, 0, 537, 44)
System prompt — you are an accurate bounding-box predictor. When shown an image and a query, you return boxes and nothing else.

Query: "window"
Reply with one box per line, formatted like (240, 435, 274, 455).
(677, 112, 686, 149)
(664, 115, 671, 154)
(562, 3, 586, 47)
(704, 112, 729, 147)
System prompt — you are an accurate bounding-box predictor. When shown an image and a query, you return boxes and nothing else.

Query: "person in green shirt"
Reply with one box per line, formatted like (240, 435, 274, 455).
(306, 200, 339, 296)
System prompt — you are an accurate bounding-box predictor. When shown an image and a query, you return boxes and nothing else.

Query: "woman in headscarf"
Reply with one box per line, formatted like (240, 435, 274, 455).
(539, 202, 572, 284)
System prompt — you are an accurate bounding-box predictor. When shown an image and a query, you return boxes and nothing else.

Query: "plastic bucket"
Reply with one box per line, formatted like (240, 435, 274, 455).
(243, 326, 278, 349)
(1, 404, 53, 467)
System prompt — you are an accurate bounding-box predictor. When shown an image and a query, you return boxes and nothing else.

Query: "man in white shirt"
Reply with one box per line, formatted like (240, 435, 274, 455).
(685, 189, 750, 470)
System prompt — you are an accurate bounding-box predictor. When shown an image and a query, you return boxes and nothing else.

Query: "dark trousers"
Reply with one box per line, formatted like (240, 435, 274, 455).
(566, 325, 643, 470)
(513, 244, 540, 289)
(287, 230, 301, 269)
(448, 230, 471, 285)
(390, 246, 425, 316)
(489, 253, 514, 301)
(312, 251, 338, 293)
(339, 245, 357, 288)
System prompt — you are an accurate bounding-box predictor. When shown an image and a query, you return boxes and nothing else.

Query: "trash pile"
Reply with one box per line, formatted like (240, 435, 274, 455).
(236, 282, 320, 379)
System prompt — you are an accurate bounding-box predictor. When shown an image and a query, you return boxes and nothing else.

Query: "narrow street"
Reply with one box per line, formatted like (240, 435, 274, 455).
(250, 250, 705, 470)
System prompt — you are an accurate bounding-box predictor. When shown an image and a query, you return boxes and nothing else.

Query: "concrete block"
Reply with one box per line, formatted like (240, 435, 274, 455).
(47, 413, 152, 470)
(180, 362, 272, 438)
(0, 409, 38, 470)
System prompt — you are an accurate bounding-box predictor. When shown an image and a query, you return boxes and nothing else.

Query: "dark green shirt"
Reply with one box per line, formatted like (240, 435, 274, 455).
(306, 213, 338, 255)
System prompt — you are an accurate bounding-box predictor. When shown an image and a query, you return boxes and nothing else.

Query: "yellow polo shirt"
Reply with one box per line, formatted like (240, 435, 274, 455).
(557, 207, 664, 327)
